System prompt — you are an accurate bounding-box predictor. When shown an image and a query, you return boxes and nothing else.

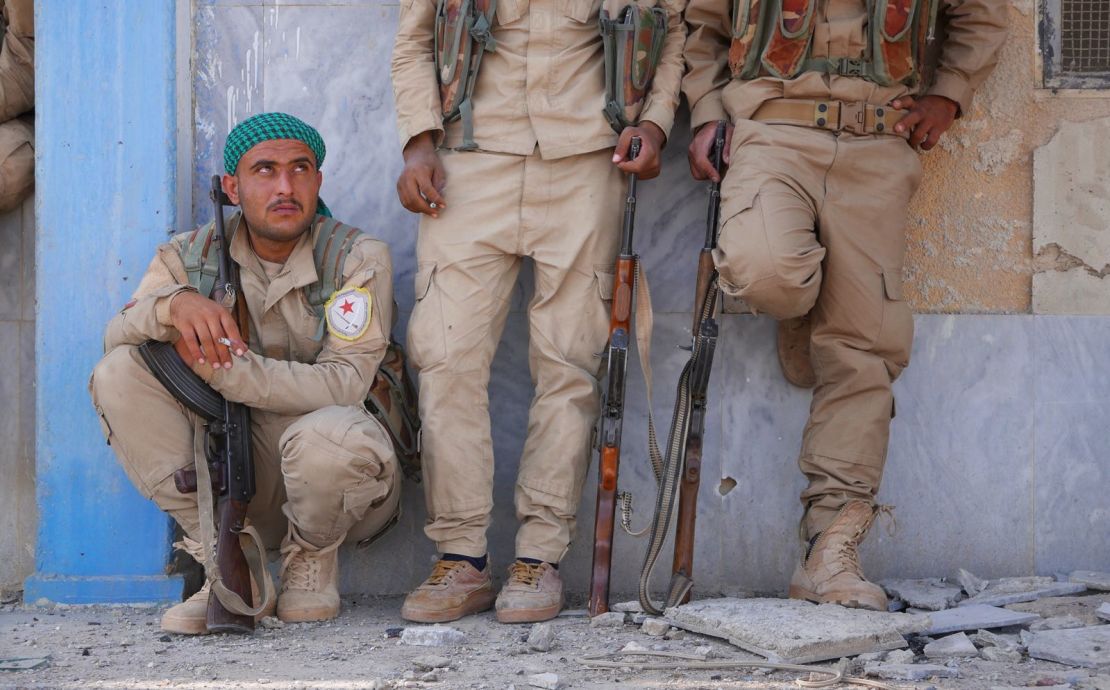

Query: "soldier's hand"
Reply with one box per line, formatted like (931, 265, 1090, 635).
(892, 95, 959, 151)
(169, 291, 247, 370)
(397, 131, 447, 218)
(613, 122, 666, 180)
(688, 120, 734, 182)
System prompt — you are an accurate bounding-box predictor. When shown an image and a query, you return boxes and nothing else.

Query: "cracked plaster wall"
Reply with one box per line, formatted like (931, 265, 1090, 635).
(906, 0, 1110, 313)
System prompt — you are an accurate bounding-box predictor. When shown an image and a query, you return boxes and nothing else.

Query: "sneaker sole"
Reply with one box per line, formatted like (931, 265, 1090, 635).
(495, 601, 562, 624)
(400, 589, 496, 624)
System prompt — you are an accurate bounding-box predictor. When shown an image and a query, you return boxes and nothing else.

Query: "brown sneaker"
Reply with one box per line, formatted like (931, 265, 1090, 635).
(777, 315, 816, 388)
(495, 561, 563, 624)
(788, 501, 889, 611)
(161, 537, 275, 635)
(401, 559, 496, 623)
(277, 524, 343, 623)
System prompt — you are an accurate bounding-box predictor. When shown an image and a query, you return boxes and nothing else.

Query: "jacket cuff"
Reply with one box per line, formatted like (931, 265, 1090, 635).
(926, 69, 973, 118)
(398, 114, 445, 151)
(639, 102, 676, 142)
(690, 92, 729, 132)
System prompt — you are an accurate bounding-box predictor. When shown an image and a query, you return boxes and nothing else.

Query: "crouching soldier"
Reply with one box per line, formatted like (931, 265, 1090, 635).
(89, 112, 401, 633)
(682, 0, 1007, 608)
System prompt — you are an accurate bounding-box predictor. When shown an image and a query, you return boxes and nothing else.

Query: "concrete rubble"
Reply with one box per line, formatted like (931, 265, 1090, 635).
(883, 577, 965, 610)
(527, 672, 561, 689)
(526, 622, 556, 652)
(1099, 603, 1110, 623)
(1027, 626, 1110, 668)
(864, 662, 959, 680)
(1071, 572, 1110, 592)
(924, 632, 978, 658)
(924, 604, 1040, 634)
(399, 624, 466, 647)
(663, 597, 926, 663)
(960, 575, 1087, 608)
(640, 617, 670, 636)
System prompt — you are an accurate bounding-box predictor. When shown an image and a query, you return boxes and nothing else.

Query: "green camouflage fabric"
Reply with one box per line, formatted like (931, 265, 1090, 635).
(760, 0, 816, 78)
(601, 3, 667, 133)
(729, 0, 765, 79)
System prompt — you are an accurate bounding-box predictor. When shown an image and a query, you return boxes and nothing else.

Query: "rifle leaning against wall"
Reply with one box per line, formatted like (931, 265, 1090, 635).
(637, 122, 727, 616)
(588, 137, 644, 618)
(138, 175, 274, 634)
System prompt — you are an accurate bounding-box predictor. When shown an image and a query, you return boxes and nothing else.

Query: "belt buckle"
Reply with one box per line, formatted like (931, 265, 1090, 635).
(838, 58, 865, 77)
(840, 102, 866, 135)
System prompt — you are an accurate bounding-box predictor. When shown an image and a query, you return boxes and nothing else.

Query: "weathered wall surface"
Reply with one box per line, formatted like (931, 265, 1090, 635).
(906, 1, 1110, 313)
(0, 197, 35, 596)
(183, 0, 1110, 601)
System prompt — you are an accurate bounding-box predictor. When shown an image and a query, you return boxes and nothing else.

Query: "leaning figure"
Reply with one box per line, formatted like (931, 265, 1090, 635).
(682, 0, 1007, 608)
(90, 112, 401, 633)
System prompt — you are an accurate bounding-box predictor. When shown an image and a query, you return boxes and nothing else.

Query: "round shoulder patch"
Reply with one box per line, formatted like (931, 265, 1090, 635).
(325, 287, 372, 342)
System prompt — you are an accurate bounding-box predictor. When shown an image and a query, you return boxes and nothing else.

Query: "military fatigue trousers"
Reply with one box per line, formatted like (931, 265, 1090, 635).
(90, 345, 401, 550)
(408, 147, 623, 563)
(714, 120, 921, 538)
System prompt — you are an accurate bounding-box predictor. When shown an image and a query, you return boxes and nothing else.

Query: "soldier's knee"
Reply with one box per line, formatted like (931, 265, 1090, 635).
(89, 346, 143, 412)
(715, 246, 821, 319)
(279, 406, 395, 482)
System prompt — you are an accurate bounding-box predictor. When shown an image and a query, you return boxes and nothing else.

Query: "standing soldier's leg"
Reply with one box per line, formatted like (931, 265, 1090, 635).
(401, 150, 526, 623)
(790, 134, 922, 610)
(276, 405, 400, 623)
(499, 149, 622, 623)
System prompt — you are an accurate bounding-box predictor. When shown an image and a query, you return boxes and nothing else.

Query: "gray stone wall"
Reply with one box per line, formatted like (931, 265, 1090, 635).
(192, 0, 1110, 599)
(0, 196, 36, 595)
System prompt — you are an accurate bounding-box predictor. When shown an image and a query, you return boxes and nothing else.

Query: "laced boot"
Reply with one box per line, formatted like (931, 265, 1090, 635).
(162, 536, 276, 634)
(788, 501, 889, 611)
(495, 561, 563, 624)
(777, 314, 816, 388)
(277, 524, 343, 623)
(401, 558, 496, 623)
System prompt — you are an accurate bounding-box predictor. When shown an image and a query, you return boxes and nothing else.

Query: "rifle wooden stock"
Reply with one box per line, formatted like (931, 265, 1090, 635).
(589, 138, 641, 618)
(206, 497, 254, 633)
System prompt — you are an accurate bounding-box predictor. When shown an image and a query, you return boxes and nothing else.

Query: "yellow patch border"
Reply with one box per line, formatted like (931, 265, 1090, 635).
(324, 286, 372, 342)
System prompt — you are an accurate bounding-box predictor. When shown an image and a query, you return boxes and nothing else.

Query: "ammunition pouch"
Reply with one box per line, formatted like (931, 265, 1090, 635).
(435, 0, 497, 150)
(600, 2, 667, 134)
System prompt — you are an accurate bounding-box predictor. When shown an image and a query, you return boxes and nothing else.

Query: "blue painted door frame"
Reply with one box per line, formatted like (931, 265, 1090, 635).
(25, 0, 183, 604)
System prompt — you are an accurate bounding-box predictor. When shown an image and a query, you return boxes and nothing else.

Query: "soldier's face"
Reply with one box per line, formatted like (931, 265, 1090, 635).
(224, 139, 323, 245)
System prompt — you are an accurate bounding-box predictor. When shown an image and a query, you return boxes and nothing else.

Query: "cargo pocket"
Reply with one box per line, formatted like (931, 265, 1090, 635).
(874, 269, 913, 379)
(593, 265, 616, 302)
(713, 185, 760, 295)
(406, 262, 447, 370)
(497, 0, 528, 25)
(564, 0, 597, 22)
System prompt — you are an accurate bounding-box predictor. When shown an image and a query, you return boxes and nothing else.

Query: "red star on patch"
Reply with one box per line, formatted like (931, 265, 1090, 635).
(340, 299, 354, 315)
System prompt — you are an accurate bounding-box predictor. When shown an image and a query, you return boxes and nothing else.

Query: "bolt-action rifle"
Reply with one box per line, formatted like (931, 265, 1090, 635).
(589, 137, 643, 618)
(637, 121, 727, 615)
(138, 175, 270, 633)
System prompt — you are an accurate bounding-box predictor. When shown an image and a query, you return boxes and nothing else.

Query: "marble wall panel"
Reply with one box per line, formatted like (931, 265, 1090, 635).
(0, 203, 21, 320)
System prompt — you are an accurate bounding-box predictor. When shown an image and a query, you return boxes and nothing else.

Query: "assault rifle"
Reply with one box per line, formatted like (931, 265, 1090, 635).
(670, 121, 727, 605)
(138, 175, 263, 633)
(637, 121, 727, 615)
(589, 137, 642, 618)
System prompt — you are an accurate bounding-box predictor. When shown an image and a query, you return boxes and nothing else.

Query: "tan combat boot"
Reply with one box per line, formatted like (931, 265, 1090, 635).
(495, 561, 563, 624)
(277, 524, 343, 623)
(401, 559, 496, 623)
(788, 501, 889, 611)
(777, 315, 816, 388)
(161, 536, 275, 634)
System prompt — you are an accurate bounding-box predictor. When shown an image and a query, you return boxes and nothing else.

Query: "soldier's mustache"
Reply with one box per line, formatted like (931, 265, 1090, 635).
(268, 198, 303, 211)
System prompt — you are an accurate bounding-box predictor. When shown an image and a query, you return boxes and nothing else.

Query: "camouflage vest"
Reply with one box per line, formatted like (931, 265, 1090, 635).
(600, 3, 668, 133)
(730, 0, 939, 88)
(435, 0, 498, 151)
(181, 214, 423, 483)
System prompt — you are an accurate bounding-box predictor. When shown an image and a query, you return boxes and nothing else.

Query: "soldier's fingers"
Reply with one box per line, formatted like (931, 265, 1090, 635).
(418, 177, 446, 212)
(890, 96, 916, 110)
(910, 123, 931, 148)
(400, 172, 436, 216)
(201, 316, 232, 369)
(894, 109, 923, 136)
(723, 125, 734, 165)
(921, 128, 943, 151)
(613, 128, 635, 163)
(178, 323, 206, 365)
(432, 161, 448, 199)
(697, 152, 720, 182)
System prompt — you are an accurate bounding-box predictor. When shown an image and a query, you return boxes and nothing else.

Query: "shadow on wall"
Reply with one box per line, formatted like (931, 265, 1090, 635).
(0, 0, 33, 212)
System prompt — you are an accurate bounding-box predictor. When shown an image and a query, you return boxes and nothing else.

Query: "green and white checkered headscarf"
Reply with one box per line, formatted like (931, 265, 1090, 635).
(224, 112, 332, 217)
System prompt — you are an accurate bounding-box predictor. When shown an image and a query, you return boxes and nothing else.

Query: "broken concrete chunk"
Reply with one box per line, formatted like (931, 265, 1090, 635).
(412, 655, 452, 671)
(399, 625, 466, 647)
(620, 641, 649, 653)
(1030, 615, 1087, 632)
(589, 612, 626, 628)
(960, 576, 1087, 608)
(958, 569, 989, 597)
(0, 656, 50, 671)
(925, 604, 1040, 635)
(855, 651, 888, 662)
(885, 649, 917, 664)
(1098, 603, 1110, 623)
(1071, 572, 1110, 592)
(556, 608, 588, 618)
(1027, 625, 1110, 668)
(864, 663, 959, 680)
(972, 629, 1023, 651)
(527, 672, 561, 689)
(980, 646, 1024, 663)
(883, 578, 965, 611)
(641, 618, 669, 636)
(925, 632, 978, 659)
(527, 622, 556, 652)
(611, 601, 643, 613)
(664, 597, 924, 664)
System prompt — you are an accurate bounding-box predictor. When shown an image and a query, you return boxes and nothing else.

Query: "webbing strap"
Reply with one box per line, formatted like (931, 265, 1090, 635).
(306, 217, 362, 315)
(193, 425, 275, 619)
(182, 222, 220, 299)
